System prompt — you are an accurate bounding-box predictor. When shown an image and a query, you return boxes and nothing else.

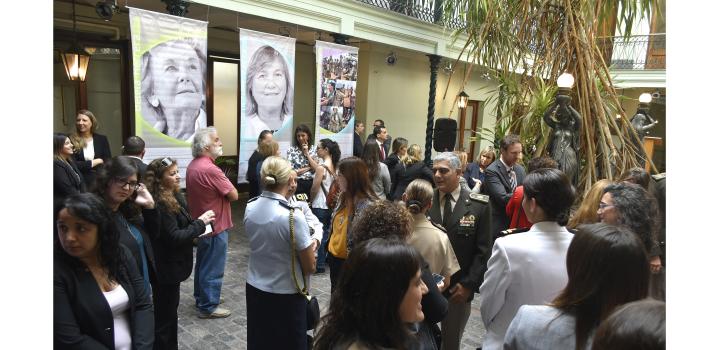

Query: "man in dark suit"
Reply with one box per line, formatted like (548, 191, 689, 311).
(353, 120, 364, 158)
(428, 152, 492, 350)
(122, 136, 148, 178)
(484, 134, 526, 238)
(365, 119, 392, 156)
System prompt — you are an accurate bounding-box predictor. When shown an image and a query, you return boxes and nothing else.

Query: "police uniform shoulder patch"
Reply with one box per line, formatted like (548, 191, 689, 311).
(498, 227, 530, 237)
(469, 193, 489, 204)
(278, 200, 293, 210)
(294, 193, 309, 202)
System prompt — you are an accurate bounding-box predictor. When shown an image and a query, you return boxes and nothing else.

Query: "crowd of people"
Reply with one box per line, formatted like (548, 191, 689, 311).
(54, 111, 666, 350)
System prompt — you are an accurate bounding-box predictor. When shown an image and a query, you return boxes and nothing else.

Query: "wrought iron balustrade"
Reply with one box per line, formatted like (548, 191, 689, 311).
(354, 0, 466, 29)
(597, 33, 665, 70)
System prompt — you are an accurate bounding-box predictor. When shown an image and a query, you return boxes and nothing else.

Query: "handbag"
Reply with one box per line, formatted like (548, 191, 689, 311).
(289, 208, 321, 330)
(320, 164, 341, 209)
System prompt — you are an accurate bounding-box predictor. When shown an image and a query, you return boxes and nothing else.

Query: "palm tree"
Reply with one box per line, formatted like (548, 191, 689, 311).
(440, 0, 658, 194)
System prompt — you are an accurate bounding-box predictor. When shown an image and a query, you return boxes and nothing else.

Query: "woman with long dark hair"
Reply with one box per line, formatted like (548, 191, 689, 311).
(286, 124, 319, 197)
(54, 133, 85, 203)
(244, 156, 316, 349)
(93, 156, 157, 292)
(310, 138, 341, 273)
(479, 168, 576, 350)
(54, 193, 153, 349)
(315, 238, 427, 350)
(362, 141, 391, 200)
(504, 223, 650, 349)
(143, 157, 215, 350)
(386, 137, 409, 196)
(326, 156, 377, 290)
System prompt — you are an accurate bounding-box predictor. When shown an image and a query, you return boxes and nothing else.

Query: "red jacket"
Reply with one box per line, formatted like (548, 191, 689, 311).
(506, 186, 532, 230)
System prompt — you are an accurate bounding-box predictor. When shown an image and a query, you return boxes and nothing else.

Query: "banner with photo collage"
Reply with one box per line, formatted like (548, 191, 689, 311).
(237, 29, 296, 183)
(314, 41, 359, 159)
(129, 7, 208, 187)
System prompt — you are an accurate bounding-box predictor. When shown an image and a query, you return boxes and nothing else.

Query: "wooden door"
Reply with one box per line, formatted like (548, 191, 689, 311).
(457, 100, 483, 160)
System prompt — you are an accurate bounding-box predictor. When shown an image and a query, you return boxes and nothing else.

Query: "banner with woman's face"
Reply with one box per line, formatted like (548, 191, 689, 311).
(129, 7, 208, 186)
(315, 41, 359, 160)
(238, 29, 296, 183)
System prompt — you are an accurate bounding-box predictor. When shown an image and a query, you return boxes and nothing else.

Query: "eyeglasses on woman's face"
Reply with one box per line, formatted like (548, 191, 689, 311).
(114, 178, 141, 191)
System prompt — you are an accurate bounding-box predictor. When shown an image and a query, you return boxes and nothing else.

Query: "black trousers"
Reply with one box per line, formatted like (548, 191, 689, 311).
(246, 283, 308, 350)
(327, 254, 346, 293)
(153, 282, 181, 350)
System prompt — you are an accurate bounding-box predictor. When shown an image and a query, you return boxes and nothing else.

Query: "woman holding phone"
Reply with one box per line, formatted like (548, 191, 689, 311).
(143, 157, 216, 350)
(286, 124, 319, 197)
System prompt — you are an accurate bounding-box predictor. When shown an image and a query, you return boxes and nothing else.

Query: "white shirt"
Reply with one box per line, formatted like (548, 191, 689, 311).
(83, 138, 95, 161)
(103, 284, 131, 350)
(440, 185, 462, 222)
(479, 221, 574, 350)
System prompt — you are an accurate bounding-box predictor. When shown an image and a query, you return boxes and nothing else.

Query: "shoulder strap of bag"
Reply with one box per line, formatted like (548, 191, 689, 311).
(289, 208, 311, 299)
(319, 164, 335, 197)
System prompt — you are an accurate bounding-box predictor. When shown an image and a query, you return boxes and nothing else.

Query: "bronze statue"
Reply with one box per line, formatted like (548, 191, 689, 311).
(543, 94, 582, 185)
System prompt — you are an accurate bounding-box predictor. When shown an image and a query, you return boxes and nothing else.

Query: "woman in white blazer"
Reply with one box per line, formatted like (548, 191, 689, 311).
(478, 168, 576, 350)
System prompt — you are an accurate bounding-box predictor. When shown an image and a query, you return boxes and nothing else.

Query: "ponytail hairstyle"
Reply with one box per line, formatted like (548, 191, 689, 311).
(403, 179, 434, 215)
(260, 156, 292, 192)
(522, 168, 575, 225)
(319, 138, 341, 166)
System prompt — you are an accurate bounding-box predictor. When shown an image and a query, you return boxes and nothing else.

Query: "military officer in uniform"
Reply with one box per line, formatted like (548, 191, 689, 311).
(428, 152, 493, 350)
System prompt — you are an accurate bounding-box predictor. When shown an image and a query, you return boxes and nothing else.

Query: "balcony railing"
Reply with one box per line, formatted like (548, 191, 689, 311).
(597, 33, 665, 70)
(355, 0, 466, 29)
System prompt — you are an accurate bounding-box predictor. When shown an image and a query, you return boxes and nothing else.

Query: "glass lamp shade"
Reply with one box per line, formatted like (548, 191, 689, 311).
(61, 44, 91, 81)
(457, 90, 469, 109)
(557, 73, 575, 88)
(638, 93, 652, 103)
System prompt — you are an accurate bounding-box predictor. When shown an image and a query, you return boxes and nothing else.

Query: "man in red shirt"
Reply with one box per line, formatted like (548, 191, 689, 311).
(186, 127, 239, 318)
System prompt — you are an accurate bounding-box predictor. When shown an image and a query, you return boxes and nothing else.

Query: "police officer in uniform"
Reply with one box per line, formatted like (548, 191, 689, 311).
(428, 152, 493, 350)
(286, 171, 323, 254)
(243, 156, 316, 349)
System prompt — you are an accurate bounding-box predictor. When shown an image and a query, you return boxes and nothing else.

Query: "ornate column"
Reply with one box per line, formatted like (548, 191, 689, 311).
(424, 54, 442, 166)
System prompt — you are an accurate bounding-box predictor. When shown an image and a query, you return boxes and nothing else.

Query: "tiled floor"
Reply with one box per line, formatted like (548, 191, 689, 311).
(177, 199, 487, 349)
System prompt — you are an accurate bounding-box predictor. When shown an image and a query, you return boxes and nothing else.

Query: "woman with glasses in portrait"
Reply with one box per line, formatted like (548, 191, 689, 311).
(54, 193, 154, 349)
(93, 156, 157, 295)
(143, 157, 216, 350)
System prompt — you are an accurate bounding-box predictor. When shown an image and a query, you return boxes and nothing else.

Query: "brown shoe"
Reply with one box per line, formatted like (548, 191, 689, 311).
(198, 307, 231, 319)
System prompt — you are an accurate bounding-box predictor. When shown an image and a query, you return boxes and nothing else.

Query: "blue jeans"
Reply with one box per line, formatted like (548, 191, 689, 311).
(194, 230, 228, 314)
(311, 208, 331, 269)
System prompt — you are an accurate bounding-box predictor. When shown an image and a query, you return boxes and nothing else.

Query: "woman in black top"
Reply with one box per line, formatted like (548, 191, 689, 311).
(143, 157, 215, 350)
(54, 193, 153, 349)
(70, 109, 112, 187)
(93, 157, 157, 293)
(246, 130, 273, 198)
(53, 133, 84, 203)
(392, 144, 433, 201)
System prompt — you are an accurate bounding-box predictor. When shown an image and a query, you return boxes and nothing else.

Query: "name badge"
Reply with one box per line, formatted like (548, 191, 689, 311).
(459, 214, 475, 228)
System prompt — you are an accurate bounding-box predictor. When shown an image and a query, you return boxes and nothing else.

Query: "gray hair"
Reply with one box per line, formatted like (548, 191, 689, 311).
(192, 127, 217, 158)
(433, 152, 461, 170)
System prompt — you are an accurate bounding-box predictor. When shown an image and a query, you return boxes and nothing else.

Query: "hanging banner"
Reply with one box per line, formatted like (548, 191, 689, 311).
(314, 41, 359, 159)
(129, 7, 208, 186)
(238, 29, 296, 183)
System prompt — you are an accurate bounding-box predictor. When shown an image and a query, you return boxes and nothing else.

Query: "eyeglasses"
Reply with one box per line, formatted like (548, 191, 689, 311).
(115, 178, 140, 191)
(598, 202, 614, 210)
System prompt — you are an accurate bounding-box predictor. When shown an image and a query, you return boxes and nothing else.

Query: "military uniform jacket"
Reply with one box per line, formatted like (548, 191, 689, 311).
(429, 187, 492, 301)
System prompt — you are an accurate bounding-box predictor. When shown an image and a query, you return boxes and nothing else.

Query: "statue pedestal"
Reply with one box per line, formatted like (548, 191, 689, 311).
(643, 136, 663, 173)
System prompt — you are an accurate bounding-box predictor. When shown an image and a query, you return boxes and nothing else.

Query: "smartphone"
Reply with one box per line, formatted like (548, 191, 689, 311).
(432, 273, 444, 285)
(198, 223, 213, 238)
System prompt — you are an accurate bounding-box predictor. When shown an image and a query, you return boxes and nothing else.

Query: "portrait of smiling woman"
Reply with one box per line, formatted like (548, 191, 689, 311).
(141, 38, 207, 142)
(243, 45, 294, 138)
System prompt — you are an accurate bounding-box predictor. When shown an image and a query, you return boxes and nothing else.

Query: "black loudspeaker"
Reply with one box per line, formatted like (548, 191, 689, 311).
(433, 118, 457, 152)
